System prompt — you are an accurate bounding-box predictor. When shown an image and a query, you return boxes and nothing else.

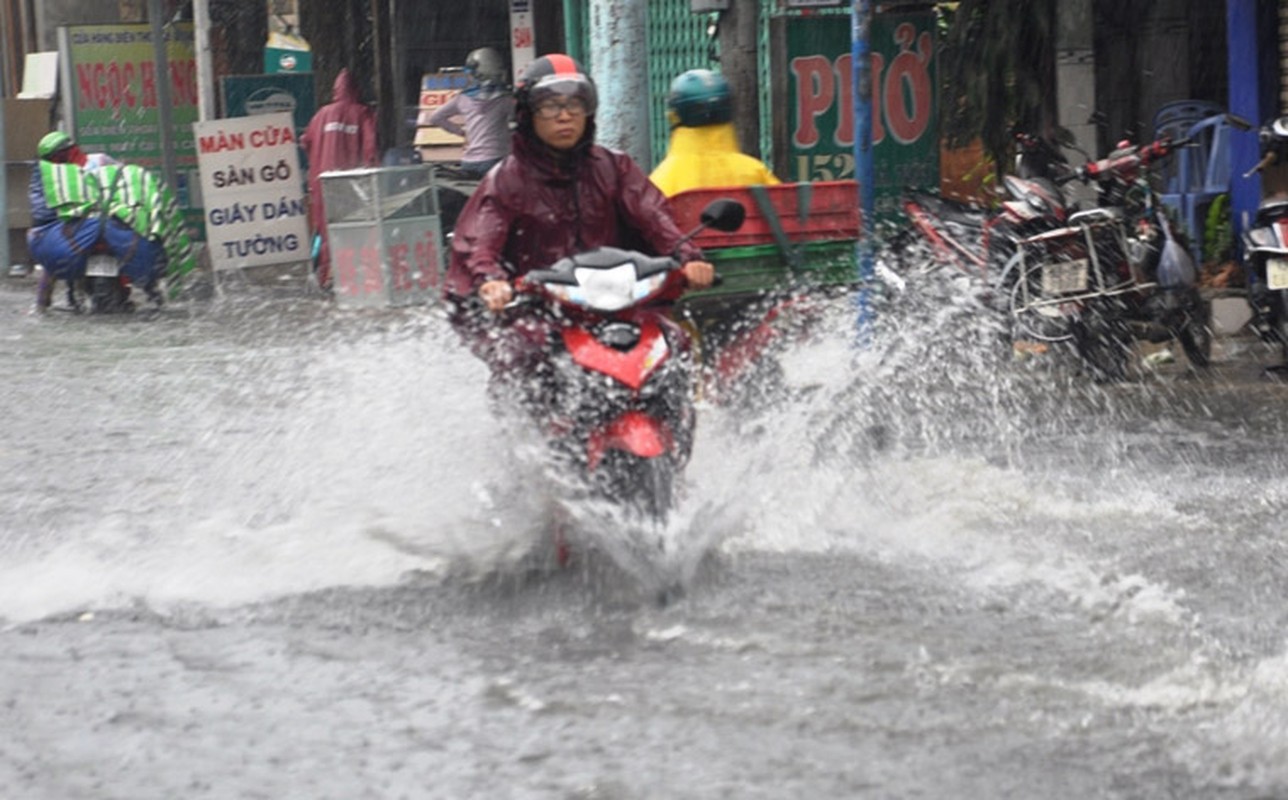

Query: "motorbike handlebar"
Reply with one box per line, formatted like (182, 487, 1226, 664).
(1244, 151, 1279, 179)
(1074, 136, 1183, 184)
(506, 258, 722, 308)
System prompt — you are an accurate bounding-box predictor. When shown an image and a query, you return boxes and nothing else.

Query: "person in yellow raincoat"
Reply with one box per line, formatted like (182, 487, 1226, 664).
(649, 69, 779, 197)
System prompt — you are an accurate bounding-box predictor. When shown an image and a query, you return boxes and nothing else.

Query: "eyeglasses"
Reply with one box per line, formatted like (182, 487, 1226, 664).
(534, 97, 589, 120)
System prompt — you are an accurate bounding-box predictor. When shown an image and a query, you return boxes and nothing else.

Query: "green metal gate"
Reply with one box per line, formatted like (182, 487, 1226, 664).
(563, 0, 775, 169)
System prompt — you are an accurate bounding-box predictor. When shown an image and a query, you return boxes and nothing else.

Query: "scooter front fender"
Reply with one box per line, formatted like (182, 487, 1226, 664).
(586, 411, 672, 471)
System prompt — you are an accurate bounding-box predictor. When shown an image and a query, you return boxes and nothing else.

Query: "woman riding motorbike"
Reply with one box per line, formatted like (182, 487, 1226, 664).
(443, 54, 715, 407)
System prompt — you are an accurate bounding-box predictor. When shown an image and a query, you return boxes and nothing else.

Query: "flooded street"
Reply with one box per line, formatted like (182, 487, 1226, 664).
(2, 269, 1288, 800)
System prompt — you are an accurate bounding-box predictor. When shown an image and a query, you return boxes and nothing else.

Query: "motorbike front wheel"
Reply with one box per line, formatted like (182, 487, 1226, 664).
(594, 450, 676, 524)
(1072, 298, 1133, 382)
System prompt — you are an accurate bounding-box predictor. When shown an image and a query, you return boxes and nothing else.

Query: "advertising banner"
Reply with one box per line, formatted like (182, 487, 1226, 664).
(265, 0, 311, 73)
(59, 24, 198, 169)
(193, 112, 309, 271)
(58, 23, 202, 232)
(221, 73, 316, 135)
(414, 71, 470, 152)
(510, 0, 536, 79)
(220, 73, 316, 172)
(784, 11, 938, 222)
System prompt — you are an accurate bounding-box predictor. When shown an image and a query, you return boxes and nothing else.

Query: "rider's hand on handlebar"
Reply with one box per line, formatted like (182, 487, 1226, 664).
(682, 260, 716, 289)
(479, 279, 513, 312)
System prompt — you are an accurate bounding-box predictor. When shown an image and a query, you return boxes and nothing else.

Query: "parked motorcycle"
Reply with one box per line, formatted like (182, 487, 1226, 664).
(506, 199, 745, 534)
(1000, 132, 1210, 380)
(1238, 115, 1288, 371)
(82, 244, 132, 313)
(34, 231, 147, 314)
(897, 132, 1076, 282)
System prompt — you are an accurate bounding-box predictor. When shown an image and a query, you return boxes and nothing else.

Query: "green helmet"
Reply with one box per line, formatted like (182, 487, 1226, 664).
(667, 69, 732, 128)
(37, 131, 74, 159)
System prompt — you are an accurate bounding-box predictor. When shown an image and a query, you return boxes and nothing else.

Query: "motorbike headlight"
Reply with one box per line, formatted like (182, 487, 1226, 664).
(1246, 227, 1277, 248)
(565, 264, 667, 312)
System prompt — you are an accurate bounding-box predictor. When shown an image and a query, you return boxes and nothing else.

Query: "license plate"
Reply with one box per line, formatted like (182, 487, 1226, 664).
(1041, 258, 1089, 294)
(1267, 257, 1288, 291)
(86, 254, 120, 277)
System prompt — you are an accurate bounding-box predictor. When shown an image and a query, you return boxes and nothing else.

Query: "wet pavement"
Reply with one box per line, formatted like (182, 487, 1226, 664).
(2, 267, 1288, 800)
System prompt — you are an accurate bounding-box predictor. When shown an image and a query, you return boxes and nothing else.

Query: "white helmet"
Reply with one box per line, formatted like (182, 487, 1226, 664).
(465, 47, 507, 86)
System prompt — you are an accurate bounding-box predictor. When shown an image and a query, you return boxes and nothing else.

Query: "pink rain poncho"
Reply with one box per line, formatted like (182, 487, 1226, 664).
(300, 68, 379, 287)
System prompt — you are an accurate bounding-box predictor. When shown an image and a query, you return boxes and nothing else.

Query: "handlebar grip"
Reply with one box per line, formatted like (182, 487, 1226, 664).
(1244, 151, 1278, 179)
(1056, 165, 1091, 185)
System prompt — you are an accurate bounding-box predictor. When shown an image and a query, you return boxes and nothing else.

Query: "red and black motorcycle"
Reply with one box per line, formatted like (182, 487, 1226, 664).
(508, 199, 745, 529)
(1000, 132, 1211, 380)
(896, 132, 1076, 283)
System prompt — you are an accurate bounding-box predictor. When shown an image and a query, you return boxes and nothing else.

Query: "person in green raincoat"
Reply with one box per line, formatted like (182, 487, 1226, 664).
(28, 131, 195, 310)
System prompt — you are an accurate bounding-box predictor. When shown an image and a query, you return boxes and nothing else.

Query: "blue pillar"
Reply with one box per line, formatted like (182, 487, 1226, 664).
(1227, 0, 1263, 242)
(852, 0, 874, 339)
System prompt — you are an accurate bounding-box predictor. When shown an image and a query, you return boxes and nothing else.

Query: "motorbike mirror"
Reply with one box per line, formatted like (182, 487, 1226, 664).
(1225, 114, 1255, 132)
(699, 199, 746, 233)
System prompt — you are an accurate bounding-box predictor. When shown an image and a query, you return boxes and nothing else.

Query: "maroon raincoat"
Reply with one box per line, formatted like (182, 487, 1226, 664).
(300, 69, 379, 287)
(445, 126, 702, 300)
(445, 121, 704, 390)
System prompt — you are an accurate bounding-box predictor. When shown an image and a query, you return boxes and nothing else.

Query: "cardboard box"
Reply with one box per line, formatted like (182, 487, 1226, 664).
(6, 162, 35, 229)
(4, 98, 54, 162)
(5, 99, 55, 234)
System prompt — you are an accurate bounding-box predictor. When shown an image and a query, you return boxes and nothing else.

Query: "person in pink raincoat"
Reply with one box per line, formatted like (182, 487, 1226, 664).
(300, 68, 379, 289)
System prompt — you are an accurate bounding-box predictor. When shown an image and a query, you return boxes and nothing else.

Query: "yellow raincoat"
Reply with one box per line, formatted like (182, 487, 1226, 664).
(650, 122, 780, 198)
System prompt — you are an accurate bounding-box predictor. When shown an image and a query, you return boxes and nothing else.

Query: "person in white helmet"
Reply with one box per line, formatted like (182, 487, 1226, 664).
(427, 47, 515, 179)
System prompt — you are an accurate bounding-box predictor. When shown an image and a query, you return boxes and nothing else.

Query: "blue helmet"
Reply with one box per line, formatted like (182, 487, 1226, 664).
(667, 69, 732, 128)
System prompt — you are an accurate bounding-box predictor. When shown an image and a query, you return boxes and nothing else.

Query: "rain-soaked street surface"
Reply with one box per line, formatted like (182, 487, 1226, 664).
(2, 266, 1288, 800)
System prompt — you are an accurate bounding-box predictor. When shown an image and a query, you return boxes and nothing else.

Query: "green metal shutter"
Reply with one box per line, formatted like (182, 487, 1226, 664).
(563, 0, 775, 170)
(644, 3, 717, 167)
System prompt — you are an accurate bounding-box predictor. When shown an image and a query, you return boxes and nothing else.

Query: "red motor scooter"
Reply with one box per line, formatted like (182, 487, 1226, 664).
(508, 199, 745, 529)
